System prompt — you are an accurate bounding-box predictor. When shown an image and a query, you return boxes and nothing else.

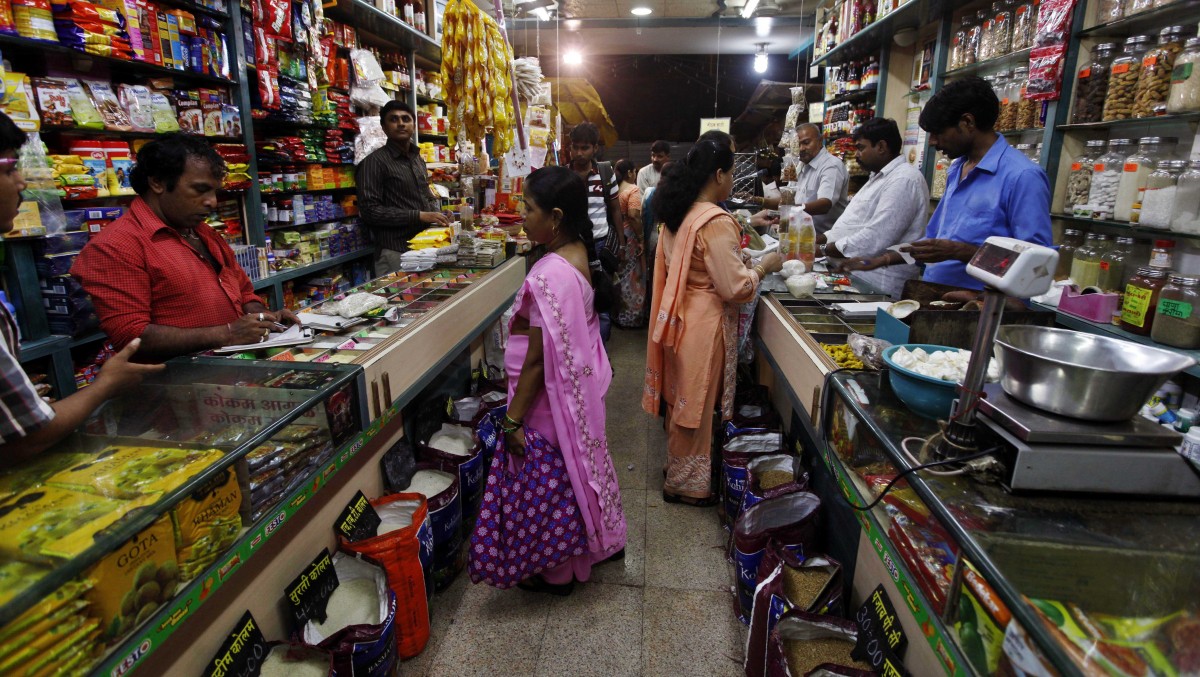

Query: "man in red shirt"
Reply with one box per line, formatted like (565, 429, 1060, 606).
(73, 134, 298, 360)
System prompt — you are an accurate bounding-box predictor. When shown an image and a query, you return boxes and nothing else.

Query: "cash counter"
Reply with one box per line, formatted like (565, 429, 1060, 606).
(754, 288, 1200, 676)
(0, 258, 525, 676)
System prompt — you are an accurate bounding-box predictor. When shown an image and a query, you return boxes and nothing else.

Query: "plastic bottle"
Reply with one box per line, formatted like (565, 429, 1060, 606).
(795, 207, 816, 269)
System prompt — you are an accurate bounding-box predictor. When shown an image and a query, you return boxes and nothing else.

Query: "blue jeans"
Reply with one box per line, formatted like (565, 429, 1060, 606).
(593, 239, 612, 344)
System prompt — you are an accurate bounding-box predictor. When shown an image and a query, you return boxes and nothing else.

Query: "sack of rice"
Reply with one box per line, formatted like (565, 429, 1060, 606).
(720, 431, 784, 528)
(302, 553, 397, 676)
(731, 492, 821, 624)
(746, 546, 844, 677)
(338, 494, 434, 660)
(261, 642, 334, 677)
(406, 463, 463, 591)
(421, 423, 487, 535)
(765, 610, 873, 677)
(740, 455, 809, 516)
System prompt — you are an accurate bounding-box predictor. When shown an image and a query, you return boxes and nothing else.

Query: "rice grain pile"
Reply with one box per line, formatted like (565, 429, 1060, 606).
(311, 578, 380, 635)
(783, 637, 870, 675)
(376, 500, 419, 534)
(758, 469, 794, 490)
(782, 566, 831, 609)
(260, 648, 328, 677)
(407, 469, 454, 498)
(429, 428, 474, 456)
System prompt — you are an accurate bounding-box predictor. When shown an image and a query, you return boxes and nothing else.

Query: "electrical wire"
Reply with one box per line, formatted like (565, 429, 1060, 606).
(900, 436, 969, 476)
(841, 445, 1000, 513)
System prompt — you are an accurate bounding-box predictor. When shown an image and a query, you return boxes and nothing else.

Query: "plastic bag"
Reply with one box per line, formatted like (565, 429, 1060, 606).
(720, 431, 784, 527)
(848, 333, 891, 370)
(1027, 45, 1068, 101)
(765, 610, 871, 677)
(355, 115, 386, 163)
(325, 292, 387, 318)
(730, 492, 822, 624)
(301, 552, 398, 676)
(1034, 0, 1078, 48)
(17, 135, 68, 235)
(739, 454, 810, 516)
(746, 548, 844, 677)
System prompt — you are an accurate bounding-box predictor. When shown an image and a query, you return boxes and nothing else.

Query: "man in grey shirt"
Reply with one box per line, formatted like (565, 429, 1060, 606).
(356, 100, 450, 273)
(821, 118, 929, 298)
(793, 122, 849, 233)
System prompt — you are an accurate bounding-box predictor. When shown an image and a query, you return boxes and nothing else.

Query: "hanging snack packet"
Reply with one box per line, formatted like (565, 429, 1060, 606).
(148, 91, 180, 132)
(61, 78, 102, 129)
(117, 84, 154, 132)
(0, 73, 39, 131)
(82, 80, 132, 130)
(32, 77, 73, 127)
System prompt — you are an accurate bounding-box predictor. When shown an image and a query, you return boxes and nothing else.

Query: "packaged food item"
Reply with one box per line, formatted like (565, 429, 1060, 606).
(149, 90, 180, 132)
(31, 76, 73, 127)
(61, 78, 103, 129)
(171, 466, 241, 581)
(1132, 26, 1195, 118)
(0, 451, 93, 502)
(118, 83, 154, 132)
(83, 513, 177, 642)
(47, 445, 224, 499)
(0, 72, 39, 131)
(0, 560, 51, 608)
(102, 141, 135, 195)
(0, 485, 150, 561)
(82, 79, 132, 130)
(175, 88, 201, 133)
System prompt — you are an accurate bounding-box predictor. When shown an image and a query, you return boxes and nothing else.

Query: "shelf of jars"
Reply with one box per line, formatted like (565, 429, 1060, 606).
(1033, 300, 1200, 377)
(943, 46, 1034, 78)
(1053, 211, 1200, 240)
(825, 88, 880, 106)
(1080, 0, 1200, 37)
(944, 0, 1039, 76)
(1058, 112, 1200, 130)
(811, 0, 926, 67)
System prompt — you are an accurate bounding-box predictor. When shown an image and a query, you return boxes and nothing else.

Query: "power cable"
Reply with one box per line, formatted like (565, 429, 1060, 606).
(840, 446, 1000, 512)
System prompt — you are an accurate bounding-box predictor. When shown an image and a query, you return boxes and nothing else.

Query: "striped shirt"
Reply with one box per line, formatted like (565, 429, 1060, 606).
(355, 140, 439, 253)
(0, 305, 55, 445)
(584, 166, 619, 240)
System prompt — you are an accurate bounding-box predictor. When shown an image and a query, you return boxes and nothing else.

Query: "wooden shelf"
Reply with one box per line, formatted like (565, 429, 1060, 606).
(324, 0, 441, 62)
(1057, 112, 1200, 131)
(0, 33, 237, 87)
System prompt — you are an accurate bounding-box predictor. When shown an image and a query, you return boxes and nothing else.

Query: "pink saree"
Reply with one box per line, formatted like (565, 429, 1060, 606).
(504, 253, 626, 584)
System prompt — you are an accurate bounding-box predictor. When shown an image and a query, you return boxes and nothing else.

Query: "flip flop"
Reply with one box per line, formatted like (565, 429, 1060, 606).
(662, 492, 718, 508)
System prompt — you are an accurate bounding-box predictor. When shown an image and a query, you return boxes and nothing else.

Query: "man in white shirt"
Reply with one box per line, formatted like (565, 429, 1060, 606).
(794, 123, 849, 233)
(637, 140, 669, 192)
(822, 118, 930, 298)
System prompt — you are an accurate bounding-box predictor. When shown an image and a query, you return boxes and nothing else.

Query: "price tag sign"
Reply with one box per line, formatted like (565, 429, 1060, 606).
(201, 610, 269, 677)
(852, 584, 911, 676)
(700, 117, 731, 134)
(336, 490, 381, 542)
(285, 548, 339, 628)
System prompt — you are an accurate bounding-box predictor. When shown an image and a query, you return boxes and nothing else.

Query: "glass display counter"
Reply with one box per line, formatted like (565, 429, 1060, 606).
(0, 358, 367, 676)
(820, 370, 1200, 677)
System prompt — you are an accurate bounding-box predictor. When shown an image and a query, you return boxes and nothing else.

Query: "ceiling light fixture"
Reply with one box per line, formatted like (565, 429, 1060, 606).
(630, 6, 651, 15)
(564, 49, 583, 65)
(741, 0, 760, 19)
(754, 42, 769, 73)
(755, 16, 772, 37)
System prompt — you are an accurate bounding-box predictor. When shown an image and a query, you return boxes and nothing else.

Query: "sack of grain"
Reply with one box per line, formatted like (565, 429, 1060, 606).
(765, 610, 873, 677)
(406, 464, 463, 591)
(739, 455, 809, 516)
(720, 431, 784, 528)
(337, 494, 435, 660)
(260, 642, 333, 677)
(301, 553, 397, 676)
(731, 492, 821, 624)
(420, 423, 487, 538)
(745, 547, 844, 677)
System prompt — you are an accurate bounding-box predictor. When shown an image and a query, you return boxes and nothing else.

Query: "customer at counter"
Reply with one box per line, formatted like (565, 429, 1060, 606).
(820, 118, 928, 298)
(73, 134, 297, 361)
(0, 112, 161, 464)
(842, 77, 1052, 290)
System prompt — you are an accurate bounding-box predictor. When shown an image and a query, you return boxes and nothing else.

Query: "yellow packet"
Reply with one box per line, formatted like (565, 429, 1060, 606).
(0, 487, 146, 562)
(0, 581, 92, 643)
(47, 445, 224, 500)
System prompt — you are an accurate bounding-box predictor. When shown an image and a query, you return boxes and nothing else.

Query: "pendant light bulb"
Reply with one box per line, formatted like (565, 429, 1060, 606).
(754, 43, 769, 74)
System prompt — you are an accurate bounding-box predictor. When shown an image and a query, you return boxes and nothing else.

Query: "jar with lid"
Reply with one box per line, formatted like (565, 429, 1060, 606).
(1016, 142, 1039, 163)
(1131, 26, 1197, 119)
(951, 15, 972, 69)
(1056, 229, 1086, 279)
(1088, 138, 1135, 220)
(1124, 0, 1153, 16)
(1098, 236, 1136, 295)
(1070, 232, 1108, 287)
(1011, 0, 1034, 51)
(1121, 267, 1170, 334)
(1065, 140, 1105, 212)
(1141, 160, 1187, 229)
(1013, 67, 1042, 128)
(1171, 161, 1200, 234)
(1114, 136, 1176, 221)
(1071, 42, 1119, 123)
(978, 9, 994, 61)
(965, 12, 984, 65)
(1167, 37, 1200, 113)
(1150, 238, 1175, 269)
(991, 0, 1013, 58)
(994, 71, 1017, 131)
(1103, 35, 1155, 121)
(1151, 275, 1200, 348)
(1095, 0, 1122, 23)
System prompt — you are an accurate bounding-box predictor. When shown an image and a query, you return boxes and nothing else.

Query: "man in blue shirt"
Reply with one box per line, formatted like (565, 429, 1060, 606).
(844, 76, 1052, 290)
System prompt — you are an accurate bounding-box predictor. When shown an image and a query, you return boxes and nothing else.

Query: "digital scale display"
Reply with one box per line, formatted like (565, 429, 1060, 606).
(966, 237, 1057, 298)
(972, 241, 1022, 277)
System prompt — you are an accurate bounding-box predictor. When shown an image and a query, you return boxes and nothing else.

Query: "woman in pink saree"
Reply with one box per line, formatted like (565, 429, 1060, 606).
(503, 166, 627, 595)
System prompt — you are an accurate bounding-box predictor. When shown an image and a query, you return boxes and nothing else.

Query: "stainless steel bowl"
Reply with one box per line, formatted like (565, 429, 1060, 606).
(993, 325, 1197, 421)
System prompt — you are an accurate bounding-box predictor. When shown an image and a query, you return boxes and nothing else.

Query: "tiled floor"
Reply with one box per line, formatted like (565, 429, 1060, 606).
(405, 327, 747, 676)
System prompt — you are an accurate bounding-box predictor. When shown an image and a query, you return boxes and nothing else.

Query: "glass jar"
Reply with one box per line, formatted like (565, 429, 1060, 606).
(1114, 136, 1176, 222)
(1095, 0, 1123, 24)
(1150, 238, 1176, 269)
(1121, 266, 1170, 335)
(991, 0, 1013, 58)
(1098, 236, 1136, 294)
(1131, 26, 1196, 119)
(1172, 161, 1200, 234)
(1013, 66, 1042, 128)
(1141, 160, 1187, 229)
(1056, 228, 1085, 280)
(1071, 42, 1119, 123)
(1011, 0, 1035, 51)
(1088, 138, 1135, 220)
(1016, 142, 1039, 163)
(965, 12, 984, 66)
(1151, 275, 1200, 348)
(1103, 35, 1155, 121)
(951, 15, 972, 69)
(978, 9, 994, 61)
(1124, 0, 1153, 17)
(1065, 140, 1105, 212)
(1167, 37, 1200, 113)
(1071, 232, 1108, 287)
(994, 70, 1017, 131)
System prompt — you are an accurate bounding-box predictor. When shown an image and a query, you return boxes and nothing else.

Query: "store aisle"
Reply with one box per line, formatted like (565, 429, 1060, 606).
(406, 327, 747, 676)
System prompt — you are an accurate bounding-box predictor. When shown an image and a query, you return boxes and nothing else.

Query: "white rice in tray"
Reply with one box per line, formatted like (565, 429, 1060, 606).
(260, 647, 328, 677)
(376, 499, 420, 534)
(407, 469, 454, 498)
(310, 578, 380, 635)
(428, 424, 475, 456)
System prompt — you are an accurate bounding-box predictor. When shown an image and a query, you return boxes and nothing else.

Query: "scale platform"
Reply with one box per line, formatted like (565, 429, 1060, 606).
(975, 384, 1200, 498)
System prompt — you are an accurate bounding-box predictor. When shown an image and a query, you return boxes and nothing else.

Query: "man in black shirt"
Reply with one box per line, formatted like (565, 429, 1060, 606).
(356, 100, 450, 272)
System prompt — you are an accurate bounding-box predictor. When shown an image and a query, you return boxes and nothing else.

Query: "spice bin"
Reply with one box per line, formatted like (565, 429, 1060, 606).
(1151, 274, 1200, 348)
(1088, 138, 1135, 220)
(1140, 160, 1187, 229)
(1066, 141, 1104, 212)
(1071, 42, 1118, 124)
(1167, 37, 1200, 113)
(1115, 136, 1176, 222)
(1098, 236, 1137, 296)
(1011, 0, 1034, 51)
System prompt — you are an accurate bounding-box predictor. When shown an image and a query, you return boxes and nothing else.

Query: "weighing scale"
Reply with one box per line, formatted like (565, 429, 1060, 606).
(926, 236, 1200, 498)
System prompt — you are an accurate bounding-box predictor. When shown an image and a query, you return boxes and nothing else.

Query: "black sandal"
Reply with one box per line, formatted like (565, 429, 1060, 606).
(516, 575, 575, 596)
(601, 548, 625, 564)
(662, 492, 719, 507)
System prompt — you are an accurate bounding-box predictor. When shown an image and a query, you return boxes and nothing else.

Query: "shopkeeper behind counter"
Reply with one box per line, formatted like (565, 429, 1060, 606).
(842, 77, 1052, 290)
(0, 112, 162, 465)
(72, 134, 299, 361)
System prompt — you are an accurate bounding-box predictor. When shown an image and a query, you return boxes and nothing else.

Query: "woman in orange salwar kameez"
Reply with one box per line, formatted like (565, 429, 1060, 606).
(642, 138, 783, 506)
